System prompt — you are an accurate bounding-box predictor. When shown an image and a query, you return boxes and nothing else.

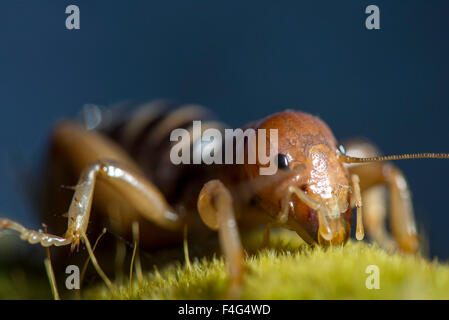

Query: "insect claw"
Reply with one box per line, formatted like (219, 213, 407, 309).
(68, 233, 82, 253)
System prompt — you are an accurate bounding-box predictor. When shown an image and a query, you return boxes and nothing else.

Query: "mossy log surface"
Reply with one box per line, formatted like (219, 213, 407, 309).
(80, 230, 449, 300)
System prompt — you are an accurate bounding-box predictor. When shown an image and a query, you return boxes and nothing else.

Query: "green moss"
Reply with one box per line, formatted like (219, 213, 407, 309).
(0, 269, 52, 300)
(0, 234, 52, 300)
(83, 230, 449, 300)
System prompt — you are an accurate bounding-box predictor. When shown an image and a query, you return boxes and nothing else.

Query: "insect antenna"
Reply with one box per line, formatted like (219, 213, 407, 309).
(42, 223, 60, 300)
(80, 227, 107, 288)
(183, 224, 192, 270)
(129, 221, 143, 289)
(341, 153, 449, 163)
(44, 258, 60, 300)
(81, 231, 115, 292)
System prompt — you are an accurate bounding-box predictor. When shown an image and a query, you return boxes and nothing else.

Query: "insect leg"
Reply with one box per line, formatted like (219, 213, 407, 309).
(52, 121, 185, 247)
(383, 165, 418, 253)
(360, 185, 398, 251)
(0, 218, 70, 247)
(197, 180, 245, 298)
(1, 159, 183, 251)
(344, 139, 419, 253)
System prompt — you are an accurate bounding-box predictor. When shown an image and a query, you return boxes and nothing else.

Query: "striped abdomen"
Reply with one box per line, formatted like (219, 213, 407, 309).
(99, 101, 226, 206)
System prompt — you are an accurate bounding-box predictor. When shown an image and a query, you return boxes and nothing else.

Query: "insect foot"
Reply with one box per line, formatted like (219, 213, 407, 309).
(0, 218, 70, 247)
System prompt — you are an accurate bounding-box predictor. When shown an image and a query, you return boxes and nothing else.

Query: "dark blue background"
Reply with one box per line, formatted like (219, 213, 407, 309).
(0, 1, 448, 259)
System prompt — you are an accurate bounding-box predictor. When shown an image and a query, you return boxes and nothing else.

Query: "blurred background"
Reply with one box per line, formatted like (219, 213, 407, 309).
(0, 1, 448, 259)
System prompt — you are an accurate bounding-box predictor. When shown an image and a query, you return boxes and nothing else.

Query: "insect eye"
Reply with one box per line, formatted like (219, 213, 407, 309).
(338, 144, 346, 156)
(276, 153, 289, 170)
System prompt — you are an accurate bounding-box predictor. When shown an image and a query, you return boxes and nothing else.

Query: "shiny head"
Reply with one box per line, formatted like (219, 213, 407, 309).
(243, 110, 353, 246)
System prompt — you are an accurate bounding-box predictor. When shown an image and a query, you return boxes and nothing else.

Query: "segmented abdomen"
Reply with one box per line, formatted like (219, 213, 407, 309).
(98, 101, 226, 204)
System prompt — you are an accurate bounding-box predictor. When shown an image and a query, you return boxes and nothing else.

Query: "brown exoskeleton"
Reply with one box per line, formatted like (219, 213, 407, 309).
(1, 101, 448, 297)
